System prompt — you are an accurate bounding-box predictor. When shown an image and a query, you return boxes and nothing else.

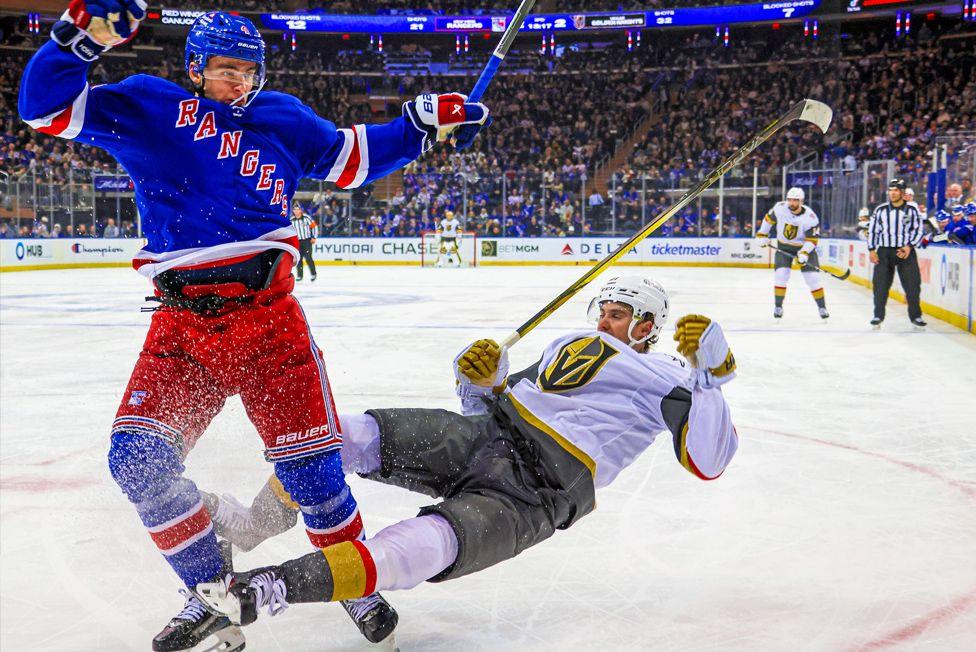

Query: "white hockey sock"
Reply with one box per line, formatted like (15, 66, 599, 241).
(339, 413, 382, 475)
(363, 514, 458, 591)
(774, 266, 791, 286)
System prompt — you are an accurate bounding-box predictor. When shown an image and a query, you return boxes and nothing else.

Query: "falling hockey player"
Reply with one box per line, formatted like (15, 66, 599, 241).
(17, 3, 490, 650)
(757, 187, 830, 320)
(191, 276, 740, 631)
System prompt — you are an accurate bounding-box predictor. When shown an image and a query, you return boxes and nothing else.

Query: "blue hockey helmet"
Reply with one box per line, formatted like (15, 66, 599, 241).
(951, 204, 964, 214)
(185, 12, 266, 88)
(965, 202, 976, 216)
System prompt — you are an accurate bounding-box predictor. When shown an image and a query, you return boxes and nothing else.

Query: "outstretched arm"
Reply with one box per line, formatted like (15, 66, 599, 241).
(302, 93, 489, 190)
(19, 2, 146, 146)
(663, 315, 739, 480)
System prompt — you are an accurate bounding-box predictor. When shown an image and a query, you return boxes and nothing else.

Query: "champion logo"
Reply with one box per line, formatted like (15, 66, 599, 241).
(561, 243, 574, 255)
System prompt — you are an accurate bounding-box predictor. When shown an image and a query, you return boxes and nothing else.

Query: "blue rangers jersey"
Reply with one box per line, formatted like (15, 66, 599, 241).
(19, 42, 425, 277)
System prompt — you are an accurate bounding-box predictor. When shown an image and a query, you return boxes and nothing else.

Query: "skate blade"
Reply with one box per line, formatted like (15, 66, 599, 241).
(193, 626, 245, 652)
(197, 582, 242, 627)
(912, 325, 926, 332)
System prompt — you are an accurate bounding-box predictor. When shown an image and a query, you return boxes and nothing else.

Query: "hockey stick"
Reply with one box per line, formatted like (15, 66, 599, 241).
(498, 99, 833, 349)
(468, 0, 538, 103)
(445, 1, 537, 145)
(766, 244, 851, 281)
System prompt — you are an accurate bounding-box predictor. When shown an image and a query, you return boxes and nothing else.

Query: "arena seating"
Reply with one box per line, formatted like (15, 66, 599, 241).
(2, 13, 974, 239)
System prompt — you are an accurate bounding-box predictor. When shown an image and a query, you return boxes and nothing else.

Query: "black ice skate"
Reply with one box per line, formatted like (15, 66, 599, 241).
(818, 307, 830, 320)
(773, 306, 783, 319)
(152, 589, 244, 652)
(911, 317, 927, 330)
(341, 592, 399, 644)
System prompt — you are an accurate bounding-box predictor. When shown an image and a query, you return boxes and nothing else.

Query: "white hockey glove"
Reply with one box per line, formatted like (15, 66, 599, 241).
(673, 314, 737, 389)
(454, 338, 509, 400)
(52, 0, 146, 62)
(403, 93, 490, 153)
(796, 250, 810, 265)
(756, 235, 770, 248)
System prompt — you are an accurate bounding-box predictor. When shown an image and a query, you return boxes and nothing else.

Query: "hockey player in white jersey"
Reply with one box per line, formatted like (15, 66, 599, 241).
(436, 210, 463, 267)
(195, 276, 740, 627)
(757, 187, 829, 320)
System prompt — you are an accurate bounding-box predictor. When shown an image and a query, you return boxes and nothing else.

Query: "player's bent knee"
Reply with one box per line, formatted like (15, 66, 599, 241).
(274, 451, 346, 506)
(107, 432, 184, 503)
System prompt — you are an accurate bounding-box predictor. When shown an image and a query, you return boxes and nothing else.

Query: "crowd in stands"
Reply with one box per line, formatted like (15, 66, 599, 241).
(2, 14, 975, 240)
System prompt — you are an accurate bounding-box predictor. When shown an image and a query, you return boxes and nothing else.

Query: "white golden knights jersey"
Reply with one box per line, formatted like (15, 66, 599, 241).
(759, 202, 821, 252)
(439, 217, 461, 239)
(503, 330, 738, 489)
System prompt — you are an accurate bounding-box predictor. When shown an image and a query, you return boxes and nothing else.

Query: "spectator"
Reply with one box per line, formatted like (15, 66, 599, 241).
(103, 218, 120, 238)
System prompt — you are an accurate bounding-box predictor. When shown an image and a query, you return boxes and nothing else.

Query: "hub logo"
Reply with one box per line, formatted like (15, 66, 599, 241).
(940, 254, 960, 296)
(14, 241, 51, 260)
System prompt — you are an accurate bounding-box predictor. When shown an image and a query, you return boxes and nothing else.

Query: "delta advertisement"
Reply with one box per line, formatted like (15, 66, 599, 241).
(822, 238, 975, 332)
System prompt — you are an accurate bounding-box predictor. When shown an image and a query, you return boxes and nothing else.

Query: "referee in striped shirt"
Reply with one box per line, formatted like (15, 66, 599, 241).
(291, 203, 317, 282)
(867, 179, 925, 329)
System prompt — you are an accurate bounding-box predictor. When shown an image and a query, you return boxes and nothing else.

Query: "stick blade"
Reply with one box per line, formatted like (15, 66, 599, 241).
(798, 99, 833, 133)
(837, 269, 851, 280)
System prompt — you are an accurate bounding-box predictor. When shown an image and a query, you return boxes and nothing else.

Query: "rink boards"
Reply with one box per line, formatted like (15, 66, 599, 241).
(821, 239, 975, 333)
(2, 236, 974, 332)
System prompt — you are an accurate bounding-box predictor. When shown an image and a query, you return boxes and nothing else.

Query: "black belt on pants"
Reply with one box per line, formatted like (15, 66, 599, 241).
(144, 249, 286, 316)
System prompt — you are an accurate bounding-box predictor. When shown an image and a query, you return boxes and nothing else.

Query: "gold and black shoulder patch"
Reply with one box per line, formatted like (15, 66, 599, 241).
(538, 336, 619, 393)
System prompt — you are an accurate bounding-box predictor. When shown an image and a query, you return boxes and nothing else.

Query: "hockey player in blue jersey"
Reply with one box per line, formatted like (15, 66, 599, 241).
(18, 3, 490, 650)
(945, 205, 970, 244)
(959, 203, 976, 245)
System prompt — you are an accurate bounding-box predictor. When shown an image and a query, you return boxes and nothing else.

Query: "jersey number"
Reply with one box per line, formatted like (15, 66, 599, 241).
(538, 336, 619, 393)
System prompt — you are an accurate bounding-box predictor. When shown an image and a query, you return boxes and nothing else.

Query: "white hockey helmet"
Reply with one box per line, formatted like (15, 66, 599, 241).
(587, 276, 669, 347)
(786, 187, 805, 202)
(858, 207, 870, 218)
(904, 187, 915, 197)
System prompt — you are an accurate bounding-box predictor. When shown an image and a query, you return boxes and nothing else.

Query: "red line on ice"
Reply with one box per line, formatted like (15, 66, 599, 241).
(744, 424, 976, 650)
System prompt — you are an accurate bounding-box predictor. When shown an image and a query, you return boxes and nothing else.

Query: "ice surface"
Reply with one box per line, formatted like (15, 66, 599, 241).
(1, 266, 975, 651)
